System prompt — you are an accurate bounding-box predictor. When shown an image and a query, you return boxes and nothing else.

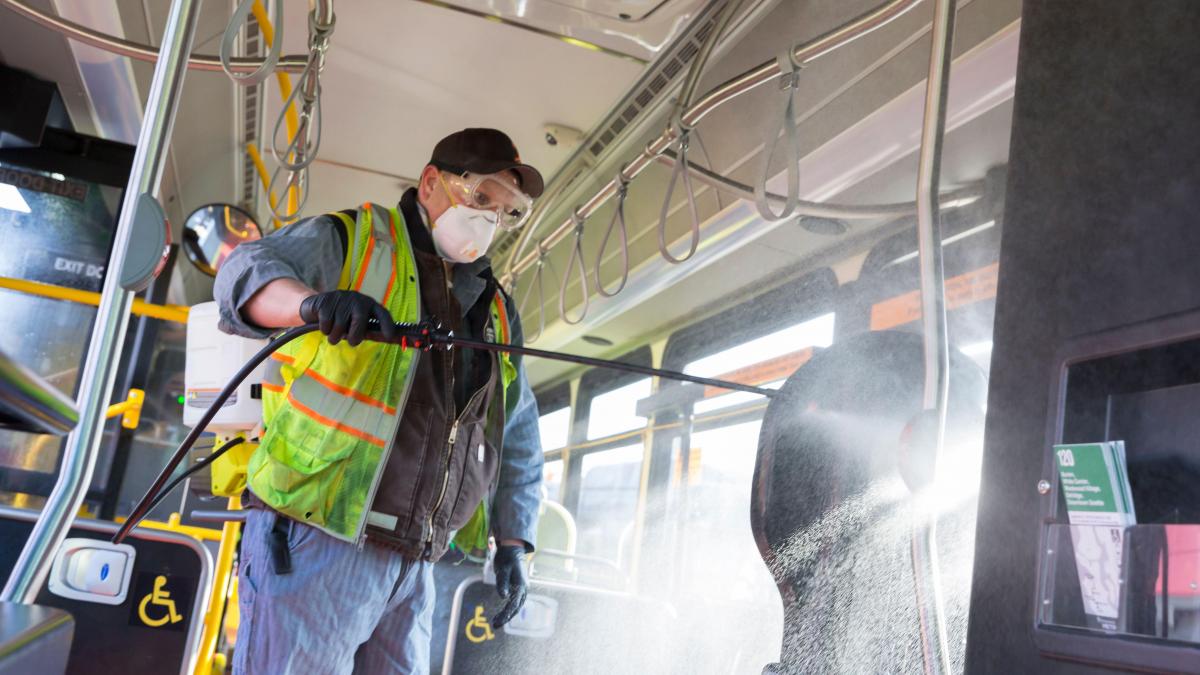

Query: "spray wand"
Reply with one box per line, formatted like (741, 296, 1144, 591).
(113, 320, 775, 543)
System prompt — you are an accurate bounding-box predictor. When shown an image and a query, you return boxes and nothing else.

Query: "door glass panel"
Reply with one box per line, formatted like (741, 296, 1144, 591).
(0, 163, 121, 506)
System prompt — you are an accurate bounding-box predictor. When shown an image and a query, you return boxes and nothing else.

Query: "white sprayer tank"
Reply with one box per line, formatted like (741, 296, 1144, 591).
(184, 301, 267, 431)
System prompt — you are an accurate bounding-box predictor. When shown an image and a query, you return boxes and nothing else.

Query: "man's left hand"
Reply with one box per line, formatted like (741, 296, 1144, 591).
(490, 544, 528, 628)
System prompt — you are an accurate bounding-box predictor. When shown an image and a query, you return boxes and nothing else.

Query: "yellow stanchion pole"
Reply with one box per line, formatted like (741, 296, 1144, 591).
(0, 276, 189, 323)
(193, 496, 242, 675)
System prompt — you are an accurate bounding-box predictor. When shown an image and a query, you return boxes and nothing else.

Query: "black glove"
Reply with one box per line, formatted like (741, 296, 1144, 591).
(490, 544, 528, 628)
(298, 291, 397, 346)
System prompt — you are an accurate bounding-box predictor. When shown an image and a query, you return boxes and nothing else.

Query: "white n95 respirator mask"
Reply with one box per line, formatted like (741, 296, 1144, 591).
(431, 204, 498, 263)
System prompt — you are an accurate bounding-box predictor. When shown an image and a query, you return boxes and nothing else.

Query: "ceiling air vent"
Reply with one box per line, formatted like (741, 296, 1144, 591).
(492, 0, 737, 267)
(238, 20, 264, 215)
(676, 41, 700, 63)
(584, 0, 731, 160)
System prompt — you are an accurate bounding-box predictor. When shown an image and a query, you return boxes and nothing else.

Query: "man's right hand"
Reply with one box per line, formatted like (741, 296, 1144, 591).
(299, 291, 398, 346)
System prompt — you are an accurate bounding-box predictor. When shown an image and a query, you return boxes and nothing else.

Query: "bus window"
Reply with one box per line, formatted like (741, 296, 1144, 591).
(685, 312, 835, 414)
(586, 378, 651, 440)
(576, 444, 644, 566)
(539, 406, 570, 503)
(542, 459, 564, 504)
(538, 406, 570, 452)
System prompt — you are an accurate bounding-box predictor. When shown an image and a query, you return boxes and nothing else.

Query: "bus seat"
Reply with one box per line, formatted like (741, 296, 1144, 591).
(531, 499, 577, 581)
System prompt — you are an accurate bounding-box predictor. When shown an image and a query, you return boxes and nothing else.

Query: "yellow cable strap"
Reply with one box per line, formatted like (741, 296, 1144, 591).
(246, 143, 282, 229)
(0, 276, 189, 324)
(250, 0, 300, 215)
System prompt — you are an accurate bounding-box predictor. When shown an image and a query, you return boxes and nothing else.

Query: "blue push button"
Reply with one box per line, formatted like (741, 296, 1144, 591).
(49, 538, 136, 606)
(64, 547, 128, 598)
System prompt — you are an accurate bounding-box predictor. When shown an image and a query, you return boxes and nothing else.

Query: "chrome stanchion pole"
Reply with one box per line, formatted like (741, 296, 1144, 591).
(1, 0, 203, 604)
(910, 0, 957, 672)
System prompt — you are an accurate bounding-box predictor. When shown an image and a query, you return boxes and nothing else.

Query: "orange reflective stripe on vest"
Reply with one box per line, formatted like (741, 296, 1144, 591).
(287, 373, 393, 448)
(353, 205, 398, 300)
(492, 291, 510, 345)
(285, 390, 387, 448)
(302, 368, 397, 415)
(352, 236, 376, 291)
(383, 210, 402, 306)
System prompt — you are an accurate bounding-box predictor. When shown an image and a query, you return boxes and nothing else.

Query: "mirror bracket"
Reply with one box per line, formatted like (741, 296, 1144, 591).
(119, 192, 170, 292)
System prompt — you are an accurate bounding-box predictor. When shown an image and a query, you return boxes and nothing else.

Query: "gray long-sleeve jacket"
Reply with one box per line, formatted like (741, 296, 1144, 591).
(213, 192, 543, 551)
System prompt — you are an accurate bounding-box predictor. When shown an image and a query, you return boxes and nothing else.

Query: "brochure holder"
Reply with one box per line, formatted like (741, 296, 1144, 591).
(1035, 311, 1200, 671)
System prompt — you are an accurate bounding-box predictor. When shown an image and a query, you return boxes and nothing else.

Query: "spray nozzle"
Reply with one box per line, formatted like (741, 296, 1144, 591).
(363, 317, 453, 351)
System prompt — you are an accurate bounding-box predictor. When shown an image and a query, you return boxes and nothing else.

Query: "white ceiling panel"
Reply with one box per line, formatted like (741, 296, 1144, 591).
(252, 0, 645, 218)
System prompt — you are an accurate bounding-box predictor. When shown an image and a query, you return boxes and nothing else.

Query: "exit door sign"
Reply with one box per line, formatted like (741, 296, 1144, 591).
(22, 249, 106, 292)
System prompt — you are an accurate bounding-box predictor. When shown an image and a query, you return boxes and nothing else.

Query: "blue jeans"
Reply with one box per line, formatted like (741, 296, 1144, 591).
(233, 508, 436, 674)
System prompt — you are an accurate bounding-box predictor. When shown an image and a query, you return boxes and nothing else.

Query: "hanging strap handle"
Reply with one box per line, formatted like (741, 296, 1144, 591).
(658, 125, 702, 264)
(595, 167, 632, 298)
(755, 51, 802, 221)
(518, 242, 549, 344)
(220, 0, 284, 87)
(559, 210, 591, 325)
(272, 61, 324, 173)
(690, 127, 724, 211)
(267, 163, 310, 223)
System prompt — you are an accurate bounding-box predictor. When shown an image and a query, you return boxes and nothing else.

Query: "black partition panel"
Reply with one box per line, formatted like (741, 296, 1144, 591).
(0, 508, 211, 675)
(964, 2, 1200, 673)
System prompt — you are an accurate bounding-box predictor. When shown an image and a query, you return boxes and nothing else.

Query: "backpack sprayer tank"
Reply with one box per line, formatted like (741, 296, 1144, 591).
(184, 301, 265, 496)
(184, 301, 266, 431)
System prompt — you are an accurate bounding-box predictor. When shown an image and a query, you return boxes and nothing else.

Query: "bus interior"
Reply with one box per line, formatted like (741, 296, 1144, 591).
(0, 0, 1199, 673)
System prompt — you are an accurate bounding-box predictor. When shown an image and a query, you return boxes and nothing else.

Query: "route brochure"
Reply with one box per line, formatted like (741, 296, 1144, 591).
(1053, 441, 1137, 632)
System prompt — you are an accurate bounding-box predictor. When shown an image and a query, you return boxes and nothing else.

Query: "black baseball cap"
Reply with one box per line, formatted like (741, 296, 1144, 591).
(429, 128, 544, 198)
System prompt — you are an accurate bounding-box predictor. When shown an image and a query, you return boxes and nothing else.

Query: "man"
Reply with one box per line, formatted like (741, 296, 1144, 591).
(214, 128, 545, 674)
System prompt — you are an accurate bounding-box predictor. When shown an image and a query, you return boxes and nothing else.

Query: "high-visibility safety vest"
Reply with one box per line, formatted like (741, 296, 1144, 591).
(249, 202, 516, 544)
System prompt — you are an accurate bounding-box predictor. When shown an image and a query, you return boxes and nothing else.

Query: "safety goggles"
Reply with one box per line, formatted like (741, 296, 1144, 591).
(438, 171, 533, 231)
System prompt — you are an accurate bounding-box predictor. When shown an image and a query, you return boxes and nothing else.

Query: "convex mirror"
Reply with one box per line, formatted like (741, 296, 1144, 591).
(182, 203, 262, 276)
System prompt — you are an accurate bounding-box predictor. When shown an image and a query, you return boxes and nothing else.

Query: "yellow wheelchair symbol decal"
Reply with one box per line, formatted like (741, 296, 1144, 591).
(465, 605, 494, 643)
(138, 575, 183, 627)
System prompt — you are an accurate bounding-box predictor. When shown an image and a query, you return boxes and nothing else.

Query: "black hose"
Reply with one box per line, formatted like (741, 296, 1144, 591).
(438, 334, 778, 398)
(114, 320, 777, 543)
(139, 436, 246, 519)
(112, 324, 318, 544)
